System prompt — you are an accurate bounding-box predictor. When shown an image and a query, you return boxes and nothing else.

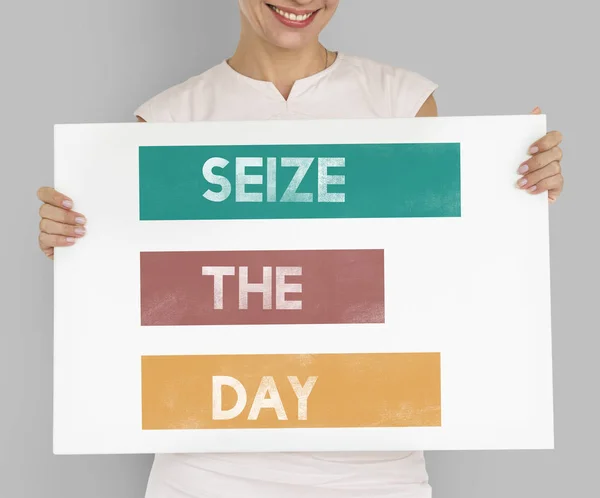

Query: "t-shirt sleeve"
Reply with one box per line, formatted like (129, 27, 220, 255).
(133, 99, 154, 122)
(133, 86, 178, 123)
(392, 68, 439, 118)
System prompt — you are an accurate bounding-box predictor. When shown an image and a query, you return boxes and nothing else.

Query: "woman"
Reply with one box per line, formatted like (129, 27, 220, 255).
(36, 1, 565, 497)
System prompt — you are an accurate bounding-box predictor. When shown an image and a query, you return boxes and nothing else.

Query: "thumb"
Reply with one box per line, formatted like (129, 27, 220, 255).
(531, 106, 542, 114)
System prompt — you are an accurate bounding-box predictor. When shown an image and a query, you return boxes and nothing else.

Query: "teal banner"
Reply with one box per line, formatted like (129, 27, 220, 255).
(139, 143, 460, 220)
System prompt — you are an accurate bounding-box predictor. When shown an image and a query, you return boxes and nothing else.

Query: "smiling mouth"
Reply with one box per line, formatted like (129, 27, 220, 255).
(266, 3, 320, 25)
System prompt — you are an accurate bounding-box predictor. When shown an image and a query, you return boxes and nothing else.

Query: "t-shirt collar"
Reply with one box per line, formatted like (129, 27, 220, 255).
(221, 52, 343, 102)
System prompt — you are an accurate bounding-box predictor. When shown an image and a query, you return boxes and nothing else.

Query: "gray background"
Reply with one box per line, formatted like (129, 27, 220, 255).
(2, 0, 598, 496)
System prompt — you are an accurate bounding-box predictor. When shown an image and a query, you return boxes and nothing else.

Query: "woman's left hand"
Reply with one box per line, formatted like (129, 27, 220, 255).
(516, 107, 564, 203)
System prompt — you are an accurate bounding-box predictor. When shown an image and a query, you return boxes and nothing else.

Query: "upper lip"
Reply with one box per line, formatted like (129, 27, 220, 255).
(266, 3, 320, 15)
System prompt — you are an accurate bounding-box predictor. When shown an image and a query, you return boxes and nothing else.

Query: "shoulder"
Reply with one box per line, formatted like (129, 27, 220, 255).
(133, 63, 224, 122)
(336, 54, 439, 117)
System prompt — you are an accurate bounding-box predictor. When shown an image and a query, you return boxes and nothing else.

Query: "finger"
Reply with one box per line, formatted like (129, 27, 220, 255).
(40, 246, 54, 260)
(531, 106, 542, 115)
(38, 237, 55, 259)
(518, 148, 562, 174)
(39, 204, 86, 225)
(37, 187, 74, 210)
(522, 173, 563, 195)
(517, 161, 561, 190)
(548, 178, 564, 203)
(39, 219, 86, 238)
(529, 130, 563, 154)
(39, 232, 77, 250)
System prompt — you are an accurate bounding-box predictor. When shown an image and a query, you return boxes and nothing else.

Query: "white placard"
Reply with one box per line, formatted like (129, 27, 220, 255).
(53, 115, 553, 454)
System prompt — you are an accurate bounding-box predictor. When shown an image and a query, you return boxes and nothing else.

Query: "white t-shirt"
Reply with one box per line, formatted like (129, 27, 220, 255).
(135, 52, 438, 498)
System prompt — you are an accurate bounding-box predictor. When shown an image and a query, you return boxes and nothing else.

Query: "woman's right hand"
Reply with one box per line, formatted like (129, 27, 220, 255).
(37, 187, 87, 260)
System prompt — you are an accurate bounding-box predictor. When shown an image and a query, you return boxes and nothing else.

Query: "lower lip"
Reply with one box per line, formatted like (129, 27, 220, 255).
(268, 6, 318, 28)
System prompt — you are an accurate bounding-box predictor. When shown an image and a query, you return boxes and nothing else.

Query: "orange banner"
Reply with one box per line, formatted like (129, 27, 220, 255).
(142, 353, 441, 430)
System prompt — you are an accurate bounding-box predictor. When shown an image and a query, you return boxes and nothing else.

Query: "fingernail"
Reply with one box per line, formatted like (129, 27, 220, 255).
(518, 163, 529, 174)
(74, 227, 86, 236)
(75, 217, 86, 225)
(529, 146, 539, 154)
(66, 237, 76, 244)
(62, 200, 73, 209)
(528, 185, 537, 193)
(517, 178, 528, 187)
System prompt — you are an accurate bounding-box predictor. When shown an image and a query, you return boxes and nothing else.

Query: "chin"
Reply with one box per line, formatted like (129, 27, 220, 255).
(266, 31, 317, 51)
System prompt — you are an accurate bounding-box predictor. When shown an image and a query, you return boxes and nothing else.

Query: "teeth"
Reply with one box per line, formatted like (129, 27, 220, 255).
(270, 5, 314, 22)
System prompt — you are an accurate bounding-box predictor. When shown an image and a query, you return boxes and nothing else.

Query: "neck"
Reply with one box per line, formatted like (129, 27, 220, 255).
(228, 22, 331, 99)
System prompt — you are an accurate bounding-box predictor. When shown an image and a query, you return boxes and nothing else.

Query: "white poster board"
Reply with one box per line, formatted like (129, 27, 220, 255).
(53, 115, 553, 455)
